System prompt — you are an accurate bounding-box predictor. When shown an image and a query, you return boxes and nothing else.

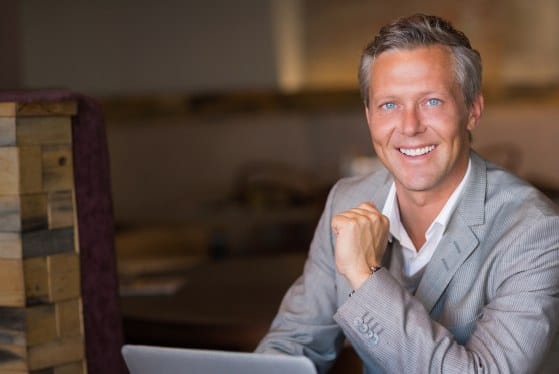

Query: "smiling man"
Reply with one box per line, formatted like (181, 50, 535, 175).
(256, 14, 559, 373)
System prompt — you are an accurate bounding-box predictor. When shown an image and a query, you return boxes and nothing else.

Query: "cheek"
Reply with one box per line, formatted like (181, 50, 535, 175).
(367, 122, 384, 147)
(368, 124, 391, 160)
(421, 110, 464, 138)
(418, 107, 451, 124)
(368, 114, 394, 142)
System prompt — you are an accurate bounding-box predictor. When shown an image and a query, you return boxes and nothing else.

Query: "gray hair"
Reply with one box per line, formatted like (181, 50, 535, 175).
(358, 14, 482, 109)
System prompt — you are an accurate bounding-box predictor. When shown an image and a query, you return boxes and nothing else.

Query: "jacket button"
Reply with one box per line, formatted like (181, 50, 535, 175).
(358, 323, 369, 334)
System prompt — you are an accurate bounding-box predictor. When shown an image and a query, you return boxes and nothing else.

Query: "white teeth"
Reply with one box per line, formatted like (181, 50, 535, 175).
(399, 145, 435, 156)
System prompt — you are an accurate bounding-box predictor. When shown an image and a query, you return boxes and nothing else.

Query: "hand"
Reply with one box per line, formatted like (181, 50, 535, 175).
(331, 202, 389, 290)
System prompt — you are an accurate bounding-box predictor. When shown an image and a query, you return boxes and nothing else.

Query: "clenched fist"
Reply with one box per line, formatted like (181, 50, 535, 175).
(331, 202, 390, 290)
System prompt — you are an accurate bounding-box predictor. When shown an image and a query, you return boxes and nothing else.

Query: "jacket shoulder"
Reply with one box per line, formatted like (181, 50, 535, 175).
(328, 168, 392, 214)
(485, 164, 559, 219)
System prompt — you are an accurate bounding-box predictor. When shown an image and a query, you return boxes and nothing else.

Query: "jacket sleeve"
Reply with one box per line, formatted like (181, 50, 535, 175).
(255, 182, 345, 374)
(334, 215, 559, 373)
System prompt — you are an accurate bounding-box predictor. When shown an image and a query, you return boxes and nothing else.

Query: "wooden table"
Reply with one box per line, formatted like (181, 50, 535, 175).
(120, 253, 361, 372)
(121, 254, 362, 374)
(120, 253, 306, 351)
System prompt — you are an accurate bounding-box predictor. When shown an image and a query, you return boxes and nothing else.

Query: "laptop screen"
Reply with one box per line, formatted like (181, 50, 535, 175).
(122, 345, 317, 374)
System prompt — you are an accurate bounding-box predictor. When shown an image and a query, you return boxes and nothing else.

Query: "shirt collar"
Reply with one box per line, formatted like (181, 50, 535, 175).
(381, 158, 472, 247)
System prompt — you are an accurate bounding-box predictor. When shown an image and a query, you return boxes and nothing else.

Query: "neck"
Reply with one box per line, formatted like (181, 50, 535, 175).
(397, 193, 443, 250)
(395, 164, 468, 250)
(396, 152, 469, 251)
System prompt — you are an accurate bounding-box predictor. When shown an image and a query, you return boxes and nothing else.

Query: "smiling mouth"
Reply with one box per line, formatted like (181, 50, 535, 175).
(399, 145, 436, 156)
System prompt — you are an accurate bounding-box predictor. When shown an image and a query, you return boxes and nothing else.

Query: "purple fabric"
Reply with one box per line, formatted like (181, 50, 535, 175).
(0, 90, 127, 373)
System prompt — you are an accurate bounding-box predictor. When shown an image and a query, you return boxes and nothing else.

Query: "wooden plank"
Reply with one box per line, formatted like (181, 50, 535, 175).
(0, 148, 21, 195)
(0, 196, 21, 232)
(22, 228, 74, 259)
(0, 103, 17, 118)
(0, 147, 42, 195)
(19, 146, 43, 194)
(47, 192, 73, 230)
(15, 117, 72, 146)
(0, 233, 22, 259)
(0, 101, 76, 157)
(41, 146, 74, 192)
(20, 195, 48, 232)
(0, 102, 77, 118)
(23, 253, 81, 304)
(23, 257, 49, 305)
(55, 299, 82, 338)
(27, 335, 84, 371)
(26, 304, 57, 347)
(0, 259, 25, 307)
(48, 254, 80, 303)
(0, 307, 26, 345)
(52, 361, 85, 374)
(0, 117, 16, 146)
(0, 195, 20, 231)
(0, 343, 27, 371)
(0, 194, 49, 233)
(29, 361, 85, 374)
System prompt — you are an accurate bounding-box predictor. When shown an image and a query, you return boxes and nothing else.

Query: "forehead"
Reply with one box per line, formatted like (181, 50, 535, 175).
(370, 45, 457, 95)
(373, 45, 454, 75)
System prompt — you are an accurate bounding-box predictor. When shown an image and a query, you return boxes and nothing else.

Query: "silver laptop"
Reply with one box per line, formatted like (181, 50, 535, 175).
(122, 345, 317, 374)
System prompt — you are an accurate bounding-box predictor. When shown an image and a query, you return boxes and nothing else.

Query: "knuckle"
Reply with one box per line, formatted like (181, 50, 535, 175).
(367, 212, 382, 223)
(382, 215, 389, 225)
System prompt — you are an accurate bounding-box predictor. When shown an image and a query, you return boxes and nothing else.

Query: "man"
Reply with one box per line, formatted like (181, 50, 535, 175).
(256, 14, 559, 373)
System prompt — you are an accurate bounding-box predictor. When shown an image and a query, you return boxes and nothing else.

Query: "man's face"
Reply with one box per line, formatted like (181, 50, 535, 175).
(365, 45, 483, 201)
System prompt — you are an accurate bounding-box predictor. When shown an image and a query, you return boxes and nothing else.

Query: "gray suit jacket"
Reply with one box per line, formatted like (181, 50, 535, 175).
(256, 152, 559, 373)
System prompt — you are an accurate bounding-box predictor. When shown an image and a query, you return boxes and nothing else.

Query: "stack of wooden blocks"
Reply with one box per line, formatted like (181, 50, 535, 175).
(0, 101, 86, 373)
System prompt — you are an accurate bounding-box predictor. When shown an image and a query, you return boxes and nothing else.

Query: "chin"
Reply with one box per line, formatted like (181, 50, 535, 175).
(398, 175, 439, 192)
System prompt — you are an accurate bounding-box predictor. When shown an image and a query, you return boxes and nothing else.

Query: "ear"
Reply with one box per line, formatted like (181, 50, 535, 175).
(466, 93, 484, 131)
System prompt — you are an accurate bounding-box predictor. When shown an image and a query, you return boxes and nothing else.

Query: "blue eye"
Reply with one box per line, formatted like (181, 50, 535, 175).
(427, 98, 441, 106)
(381, 102, 396, 110)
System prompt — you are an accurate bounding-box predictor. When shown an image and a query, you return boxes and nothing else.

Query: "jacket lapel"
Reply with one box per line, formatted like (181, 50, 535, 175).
(414, 220, 479, 312)
(414, 152, 487, 313)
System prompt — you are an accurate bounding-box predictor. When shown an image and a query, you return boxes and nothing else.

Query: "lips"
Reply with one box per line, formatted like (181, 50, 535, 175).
(399, 145, 436, 156)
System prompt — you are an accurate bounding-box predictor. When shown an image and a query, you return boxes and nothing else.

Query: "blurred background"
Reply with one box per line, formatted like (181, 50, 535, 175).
(4, 0, 559, 367)
(7, 0, 558, 247)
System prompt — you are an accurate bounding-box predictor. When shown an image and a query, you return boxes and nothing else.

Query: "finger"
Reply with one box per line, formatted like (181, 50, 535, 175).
(336, 208, 383, 221)
(356, 202, 379, 212)
(331, 213, 366, 234)
(331, 214, 348, 234)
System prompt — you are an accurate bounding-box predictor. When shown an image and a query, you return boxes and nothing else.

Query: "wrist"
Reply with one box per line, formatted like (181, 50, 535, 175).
(348, 266, 382, 295)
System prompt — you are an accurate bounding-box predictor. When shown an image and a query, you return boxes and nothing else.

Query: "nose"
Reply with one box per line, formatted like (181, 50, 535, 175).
(399, 106, 424, 136)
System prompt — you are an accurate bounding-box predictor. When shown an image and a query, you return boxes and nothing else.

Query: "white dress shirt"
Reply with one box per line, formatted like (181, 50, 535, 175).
(381, 159, 472, 277)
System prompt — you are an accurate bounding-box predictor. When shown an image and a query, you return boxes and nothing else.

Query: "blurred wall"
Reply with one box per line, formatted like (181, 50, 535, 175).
(20, 0, 559, 94)
(105, 105, 559, 225)
(21, 0, 278, 95)
(302, 0, 559, 90)
(107, 110, 373, 224)
(0, 1, 20, 90)
(15, 0, 559, 226)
